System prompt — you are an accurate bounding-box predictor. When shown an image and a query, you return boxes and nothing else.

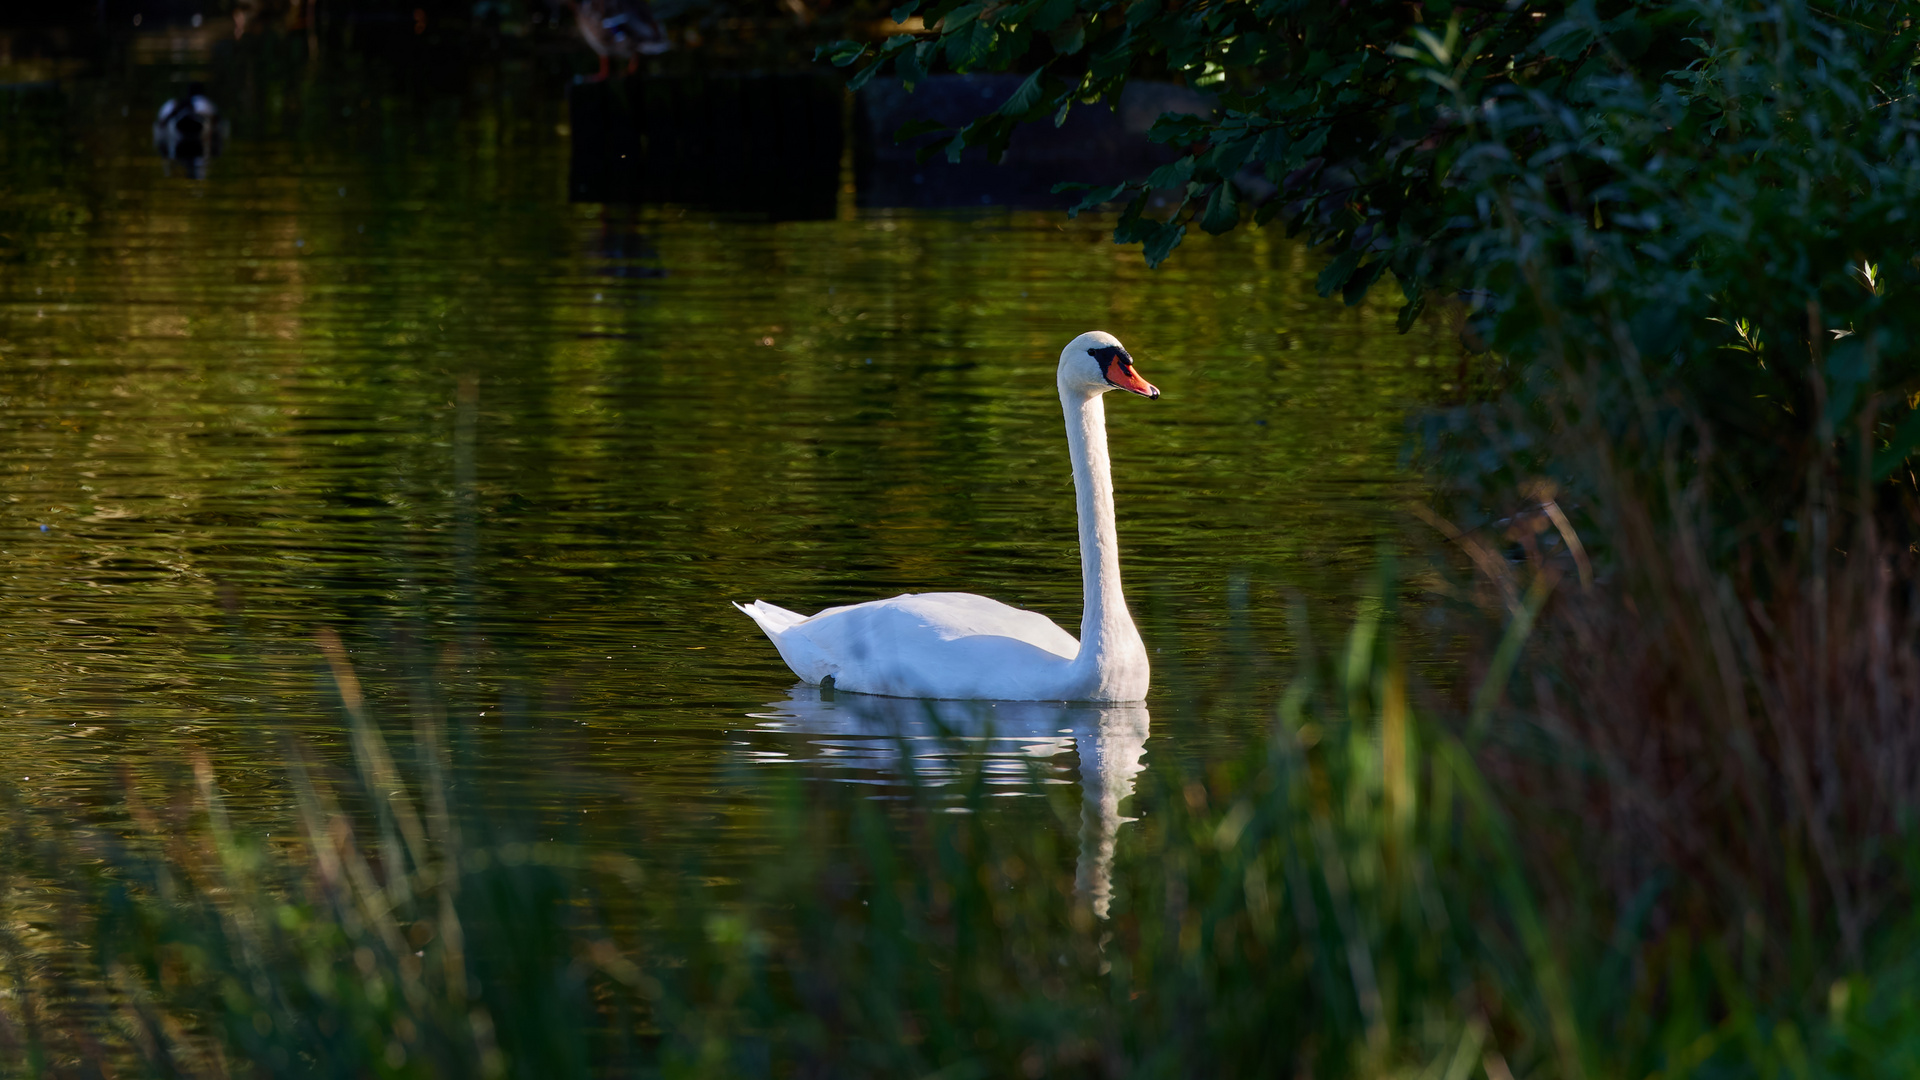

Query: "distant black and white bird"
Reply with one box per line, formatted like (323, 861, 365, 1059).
(153, 83, 223, 177)
(568, 0, 670, 81)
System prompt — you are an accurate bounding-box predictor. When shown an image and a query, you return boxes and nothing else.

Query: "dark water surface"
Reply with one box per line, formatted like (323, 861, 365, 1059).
(0, 38, 1451, 874)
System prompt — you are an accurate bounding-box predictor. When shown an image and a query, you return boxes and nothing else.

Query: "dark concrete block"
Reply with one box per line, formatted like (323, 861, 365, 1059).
(569, 74, 844, 221)
(566, 71, 1214, 216)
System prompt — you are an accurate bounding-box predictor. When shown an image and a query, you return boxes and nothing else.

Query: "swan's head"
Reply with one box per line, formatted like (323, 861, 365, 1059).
(1059, 331, 1160, 400)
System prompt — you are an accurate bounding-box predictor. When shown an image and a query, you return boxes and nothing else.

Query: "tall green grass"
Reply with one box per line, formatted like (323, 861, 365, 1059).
(5, 598, 1919, 1078)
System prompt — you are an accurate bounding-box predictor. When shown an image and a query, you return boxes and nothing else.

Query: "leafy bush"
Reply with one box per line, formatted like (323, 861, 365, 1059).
(827, 0, 1920, 1046)
(1404, 2, 1920, 1012)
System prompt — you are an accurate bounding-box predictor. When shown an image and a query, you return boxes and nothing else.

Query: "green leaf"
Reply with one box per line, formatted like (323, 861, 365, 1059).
(1146, 112, 1211, 145)
(1057, 181, 1129, 216)
(1032, 0, 1075, 32)
(1198, 181, 1239, 234)
(1342, 259, 1388, 305)
(914, 136, 956, 165)
(1125, 0, 1161, 29)
(1249, 127, 1288, 162)
(817, 40, 868, 67)
(890, 0, 920, 21)
(1203, 134, 1257, 178)
(1090, 28, 1135, 79)
(999, 69, 1049, 118)
(1048, 18, 1085, 55)
(846, 62, 884, 92)
(1315, 248, 1363, 298)
(1289, 125, 1329, 163)
(1223, 30, 1269, 68)
(1533, 19, 1596, 61)
(1873, 406, 1920, 480)
(1395, 292, 1426, 333)
(1112, 194, 1154, 243)
(973, 116, 1018, 163)
(897, 42, 929, 88)
(942, 2, 984, 27)
(946, 18, 997, 70)
(893, 118, 950, 143)
(1142, 221, 1187, 267)
(1146, 156, 1195, 189)
(1320, 59, 1361, 85)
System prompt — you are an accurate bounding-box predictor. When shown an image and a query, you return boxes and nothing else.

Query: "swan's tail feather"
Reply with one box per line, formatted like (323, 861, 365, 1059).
(733, 599, 807, 634)
(734, 599, 835, 685)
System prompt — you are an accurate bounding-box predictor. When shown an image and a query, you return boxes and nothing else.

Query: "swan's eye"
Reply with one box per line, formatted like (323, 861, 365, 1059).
(1088, 345, 1134, 377)
(1088, 344, 1160, 399)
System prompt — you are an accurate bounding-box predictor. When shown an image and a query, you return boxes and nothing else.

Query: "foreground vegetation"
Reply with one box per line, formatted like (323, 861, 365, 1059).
(3, 595, 1920, 1078)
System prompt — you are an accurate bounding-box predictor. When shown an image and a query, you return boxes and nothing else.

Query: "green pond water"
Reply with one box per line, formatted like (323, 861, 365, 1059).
(0, 38, 1451, 875)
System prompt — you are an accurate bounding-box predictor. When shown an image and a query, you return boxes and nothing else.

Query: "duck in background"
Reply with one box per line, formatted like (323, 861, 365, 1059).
(567, 0, 671, 81)
(153, 82, 224, 178)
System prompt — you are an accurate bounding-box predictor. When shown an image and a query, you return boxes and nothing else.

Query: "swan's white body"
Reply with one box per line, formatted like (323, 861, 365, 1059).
(735, 331, 1159, 702)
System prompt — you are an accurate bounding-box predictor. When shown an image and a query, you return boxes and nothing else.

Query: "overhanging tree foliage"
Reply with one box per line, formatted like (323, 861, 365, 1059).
(824, 0, 1920, 518)
(822, 0, 1710, 312)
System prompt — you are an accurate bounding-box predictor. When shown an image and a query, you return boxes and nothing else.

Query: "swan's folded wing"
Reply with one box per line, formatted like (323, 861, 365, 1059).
(904, 592, 1081, 656)
(803, 593, 1078, 657)
(785, 593, 1083, 699)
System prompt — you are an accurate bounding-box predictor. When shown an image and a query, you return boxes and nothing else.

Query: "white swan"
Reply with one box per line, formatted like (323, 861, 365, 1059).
(735, 331, 1159, 702)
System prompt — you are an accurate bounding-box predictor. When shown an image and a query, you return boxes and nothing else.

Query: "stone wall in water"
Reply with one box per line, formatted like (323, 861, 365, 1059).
(568, 73, 846, 220)
(568, 73, 1213, 218)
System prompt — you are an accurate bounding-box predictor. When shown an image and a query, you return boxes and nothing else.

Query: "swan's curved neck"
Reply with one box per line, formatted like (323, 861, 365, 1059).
(1061, 387, 1144, 683)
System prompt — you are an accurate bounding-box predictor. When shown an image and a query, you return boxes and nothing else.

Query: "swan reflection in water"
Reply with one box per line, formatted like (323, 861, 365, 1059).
(745, 687, 1148, 917)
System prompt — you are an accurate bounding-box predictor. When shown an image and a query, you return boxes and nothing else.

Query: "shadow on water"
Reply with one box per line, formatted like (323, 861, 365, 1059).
(747, 686, 1148, 917)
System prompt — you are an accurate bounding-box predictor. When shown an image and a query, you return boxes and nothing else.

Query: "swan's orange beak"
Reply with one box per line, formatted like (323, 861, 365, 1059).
(1103, 355, 1160, 399)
